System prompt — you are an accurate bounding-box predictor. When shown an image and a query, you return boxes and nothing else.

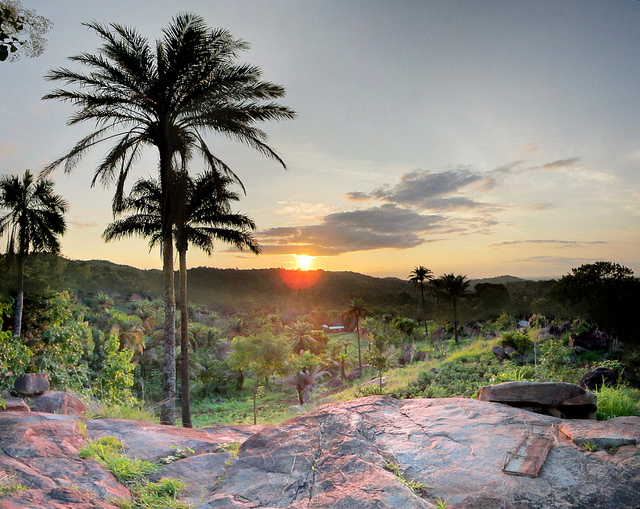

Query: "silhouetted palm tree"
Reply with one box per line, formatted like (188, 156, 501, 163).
(0, 170, 67, 337)
(345, 297, 368, 370)
(44, 13, 295, 424)
(437, 273, 470, 344)
(408, 265, 433, 336)
(104, 171, 260, 427)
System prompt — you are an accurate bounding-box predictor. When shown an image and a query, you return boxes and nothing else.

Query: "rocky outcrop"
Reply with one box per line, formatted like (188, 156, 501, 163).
(12, 373, 50, 396)
(28, 391, 86, 417)
(1, 397, 639, 509)
(477, 381, 598, 419)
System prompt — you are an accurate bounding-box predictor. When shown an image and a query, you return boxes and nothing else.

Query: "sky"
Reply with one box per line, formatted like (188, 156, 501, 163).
(1, 0, 639, 280)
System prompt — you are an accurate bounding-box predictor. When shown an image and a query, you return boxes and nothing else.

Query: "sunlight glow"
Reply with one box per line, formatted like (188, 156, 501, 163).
(294, 254, 315, 271)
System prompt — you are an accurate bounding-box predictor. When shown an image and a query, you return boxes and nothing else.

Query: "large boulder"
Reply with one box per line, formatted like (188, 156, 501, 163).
(28, 391, 86, 417)
(13, 372, 50, 396)
(579, 367, 619, 391)
(477, 381, 597, 419)
(570, 329, 609, 351)
(0, 395, 31, 412)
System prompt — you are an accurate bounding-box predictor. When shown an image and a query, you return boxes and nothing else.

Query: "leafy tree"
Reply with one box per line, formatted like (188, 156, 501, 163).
(436, 273, 470, 344)
(408, 265, 433, 336)
(472, 283, 510, 319)
(44, 13, 295, 425)
(0, 302, 32, 391)
(227, 325, 291, 423)
(345, 297, 368, 370)
(104, 171, 260, 427)
(550, 261, 640, 345)
(0, 1, 52, 61)
(362, 316, 403, 391)
(0, 170, 67, 338)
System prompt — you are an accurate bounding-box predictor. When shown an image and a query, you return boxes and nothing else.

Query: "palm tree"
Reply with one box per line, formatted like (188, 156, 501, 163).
(408, 265, 433, 337)
(437, 273, 470, 344)
(345, 297, 368, 370)
(0, 170, 67, 337)
(284, 321, 316, 354)
(44, 14, 295, 424)
(104, 171, 261, 427)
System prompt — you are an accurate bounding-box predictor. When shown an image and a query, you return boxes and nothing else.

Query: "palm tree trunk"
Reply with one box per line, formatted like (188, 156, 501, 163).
(13, 255, 26, 338)
(356, 316, 362, 370)
(160, 233, 176, 425)
(420, 286, 427, 338)
(453, 299, 459, 344)
(179, 247, 192, 428)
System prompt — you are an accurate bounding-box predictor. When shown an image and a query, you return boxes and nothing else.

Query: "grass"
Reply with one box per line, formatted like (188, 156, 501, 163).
(116, 478, 190, 509)
(0, 471, 27, 497)
(383, 459, 430, 496)
(594, 385, 640, 420)
(84, 400, 158, 422)
(78, 436, 188, 508)
(79, 436, 157, 483)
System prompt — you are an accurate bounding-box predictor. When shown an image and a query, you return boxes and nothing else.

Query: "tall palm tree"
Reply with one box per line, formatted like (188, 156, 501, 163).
(437, 273, 470, 344)
(43, 14, 295, 424)
(408, 265, 433, 337)
(0, 170, 67, 337)
(104, 171, 261, 427)
(345, 297, 368, 370)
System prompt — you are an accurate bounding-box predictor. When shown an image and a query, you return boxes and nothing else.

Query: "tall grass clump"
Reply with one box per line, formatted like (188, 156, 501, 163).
(594, 385, 640, 420)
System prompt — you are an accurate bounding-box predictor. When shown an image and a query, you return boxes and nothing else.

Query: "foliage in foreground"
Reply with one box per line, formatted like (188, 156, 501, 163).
(78, 436, 188, 509)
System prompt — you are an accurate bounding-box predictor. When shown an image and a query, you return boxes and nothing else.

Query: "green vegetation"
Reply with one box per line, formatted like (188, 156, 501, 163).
(0, 471, 27, 496)
(79, 436, 188, 509)
(594, 385, 640, 421)
(79, 436, 157, 483)
(580, 441, 598, 452)
(383, 459, 430, 495)
(1, 258, 640, 428)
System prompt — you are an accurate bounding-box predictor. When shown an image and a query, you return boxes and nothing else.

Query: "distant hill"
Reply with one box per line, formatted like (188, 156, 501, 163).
(0, 254, 415, 311)
(468, 275, 528, 288)
(0, 254, 554, 313)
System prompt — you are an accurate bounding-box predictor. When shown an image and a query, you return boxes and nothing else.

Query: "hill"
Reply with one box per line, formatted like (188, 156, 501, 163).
(0, 254, 555, 313)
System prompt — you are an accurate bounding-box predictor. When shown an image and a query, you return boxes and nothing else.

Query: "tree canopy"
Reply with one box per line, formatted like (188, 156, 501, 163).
(0, 1, 52, 61)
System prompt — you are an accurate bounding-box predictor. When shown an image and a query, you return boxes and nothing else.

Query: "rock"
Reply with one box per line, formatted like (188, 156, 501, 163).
(570, 329, 609, 351)
(398, 343, 415, 365)
(13, 372, 50, 396)
(477, 381, 597, 419)
(579, 367, 618, 391)
(199, 397, 640, 508)
(492, 344, 508, 360)
(0, 411, 131, 508)
(503, 345, 518, 358)
(414, 350, 427, 362)
(28, 391, 86, 416)
(2, 397, 640, 508)
(0, 395, 31, 412)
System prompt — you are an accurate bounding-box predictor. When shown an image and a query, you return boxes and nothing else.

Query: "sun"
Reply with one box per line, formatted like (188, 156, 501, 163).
(294, 254, 315, 271)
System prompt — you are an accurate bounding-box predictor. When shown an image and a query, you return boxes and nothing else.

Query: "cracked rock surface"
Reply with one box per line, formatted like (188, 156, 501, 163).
(1, 396, 639, 508)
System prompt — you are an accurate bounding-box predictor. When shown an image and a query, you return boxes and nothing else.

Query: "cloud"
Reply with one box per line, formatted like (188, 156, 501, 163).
(257, 204, 448, 255)
(274, 200, 335, 222)
(541, 157, 581, 170)
(503, 255, 592, 266)
(70, 220, 99, 229)
(348, 168, 499, 211)
(493, 239, 607, 248)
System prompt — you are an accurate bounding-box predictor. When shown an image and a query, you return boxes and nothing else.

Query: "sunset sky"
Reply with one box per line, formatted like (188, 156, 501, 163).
(1, 1, 639, 280)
